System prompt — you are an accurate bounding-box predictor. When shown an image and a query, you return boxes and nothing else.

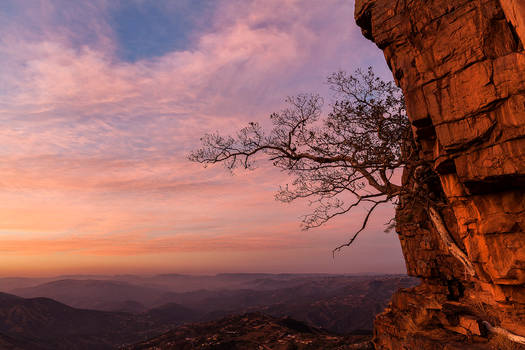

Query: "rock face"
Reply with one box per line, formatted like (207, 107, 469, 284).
(354, 0, 525, 349)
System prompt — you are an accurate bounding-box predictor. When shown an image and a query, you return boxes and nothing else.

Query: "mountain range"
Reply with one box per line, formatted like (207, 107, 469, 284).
(1, 274, 418, 349)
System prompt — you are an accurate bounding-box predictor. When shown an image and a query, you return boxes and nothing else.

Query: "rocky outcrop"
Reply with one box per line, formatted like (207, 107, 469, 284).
(354, 0, 525, 348)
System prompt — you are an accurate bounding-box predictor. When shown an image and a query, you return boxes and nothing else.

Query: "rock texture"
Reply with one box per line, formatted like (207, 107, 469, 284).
(354, 0, 525, 349)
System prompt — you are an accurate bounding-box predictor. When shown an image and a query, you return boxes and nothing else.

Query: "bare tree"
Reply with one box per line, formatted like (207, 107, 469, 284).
(189, 67, 411, 252)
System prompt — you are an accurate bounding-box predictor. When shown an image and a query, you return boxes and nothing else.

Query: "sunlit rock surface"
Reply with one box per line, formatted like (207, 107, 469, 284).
(355, 0, 525, 348)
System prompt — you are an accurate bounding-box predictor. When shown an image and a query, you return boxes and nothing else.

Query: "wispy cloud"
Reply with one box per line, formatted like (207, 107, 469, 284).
(0, 0, 402, 274)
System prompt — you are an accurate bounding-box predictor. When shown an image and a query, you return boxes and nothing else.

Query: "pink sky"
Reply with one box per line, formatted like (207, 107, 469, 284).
(0, 0, 406, 276)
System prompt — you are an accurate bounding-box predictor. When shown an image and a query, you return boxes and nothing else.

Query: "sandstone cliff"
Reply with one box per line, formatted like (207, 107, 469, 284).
(354, 0, 525, 349)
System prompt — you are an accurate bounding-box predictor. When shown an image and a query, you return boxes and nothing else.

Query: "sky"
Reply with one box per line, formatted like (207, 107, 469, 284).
(0, 0, 406, 276)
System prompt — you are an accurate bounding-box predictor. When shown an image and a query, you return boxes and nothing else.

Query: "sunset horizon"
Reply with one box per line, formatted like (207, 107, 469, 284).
(0, 0, 406, 277)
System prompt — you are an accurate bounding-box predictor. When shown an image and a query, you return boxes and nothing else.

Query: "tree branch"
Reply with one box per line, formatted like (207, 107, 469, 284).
(332, 198, 390, 256)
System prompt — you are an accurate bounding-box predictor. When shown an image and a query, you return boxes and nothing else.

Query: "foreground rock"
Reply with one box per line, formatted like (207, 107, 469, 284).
(354, 0, 525, 349)
(122, 312, 373, 350)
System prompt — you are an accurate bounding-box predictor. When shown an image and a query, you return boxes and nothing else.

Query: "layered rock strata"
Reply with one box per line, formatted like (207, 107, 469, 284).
(354, 0, 525, 348)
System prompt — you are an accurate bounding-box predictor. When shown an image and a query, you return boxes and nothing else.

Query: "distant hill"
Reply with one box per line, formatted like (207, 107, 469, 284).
(0, 292, 164, 350)
(123, 312, 374, 350)
(11, 279, 165, 311)
(155, 275, 418, 333)
(9, 274, 418, 335)
(251, 276, 416, 333)
(144, 302, 198, 325)
(0, 277, 55, 292)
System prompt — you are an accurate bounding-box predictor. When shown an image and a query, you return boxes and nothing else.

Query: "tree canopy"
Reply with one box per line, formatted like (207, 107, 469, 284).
(189, 67, 412, 252)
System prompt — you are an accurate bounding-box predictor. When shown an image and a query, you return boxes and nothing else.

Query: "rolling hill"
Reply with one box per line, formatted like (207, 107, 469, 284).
(0, 292, 163, 350)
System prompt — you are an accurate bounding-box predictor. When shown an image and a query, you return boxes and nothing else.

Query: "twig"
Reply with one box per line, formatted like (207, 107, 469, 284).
(332, 198, 390, 256)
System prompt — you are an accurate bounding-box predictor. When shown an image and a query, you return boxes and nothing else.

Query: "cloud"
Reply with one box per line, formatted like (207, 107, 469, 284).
(0, 225, 308, 256)
(0, 0, 403, 274)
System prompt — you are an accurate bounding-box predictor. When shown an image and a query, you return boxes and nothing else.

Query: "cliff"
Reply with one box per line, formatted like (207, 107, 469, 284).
(354, 0, 525, 349)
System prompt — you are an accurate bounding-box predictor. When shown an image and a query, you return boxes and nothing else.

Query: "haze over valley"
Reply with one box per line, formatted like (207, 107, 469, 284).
(0, 273, 416, 349)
